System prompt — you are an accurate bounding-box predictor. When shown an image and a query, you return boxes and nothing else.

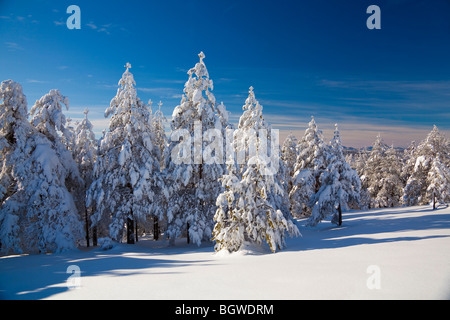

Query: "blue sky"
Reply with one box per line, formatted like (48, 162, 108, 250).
(1, 0, 449, 147)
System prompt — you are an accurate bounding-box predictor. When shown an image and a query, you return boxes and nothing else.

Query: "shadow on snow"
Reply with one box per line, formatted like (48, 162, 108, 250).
(286, 205, 450, 252)
(0, 240, 214, 300)
(1, 205, 449, 299)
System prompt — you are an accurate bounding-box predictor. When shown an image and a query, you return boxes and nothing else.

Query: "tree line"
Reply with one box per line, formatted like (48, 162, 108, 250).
(1, 53, 449, 255)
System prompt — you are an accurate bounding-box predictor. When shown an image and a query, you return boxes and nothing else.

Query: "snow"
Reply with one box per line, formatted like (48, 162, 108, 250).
(1, 205, 449, 300)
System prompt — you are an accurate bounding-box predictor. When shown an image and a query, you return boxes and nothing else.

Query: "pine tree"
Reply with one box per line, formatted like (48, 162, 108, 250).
(375, 145, 403, 208)
(213, 156, 299, 253)
(0, 80, 33, 253)
(403, 126, 450, 209)
(427, 154, 450, 209)
(213, 87, 299, 253)
(234, 86, 290, 215)
(164, 52, 231, 246)
(289, 116, 328, 217)
(87, 63, 160, 244)
(148, 100, 168, 240)
(1, 82, 84, 254)
(73, 109, 98, 246)
(401, 140, 417, 186)
(152, 100, 168, 169)
(306, 124, 361, 226)
(281, 133, 298, 197)
(212, 157, 242, 252)
(361, 134, 388, 208)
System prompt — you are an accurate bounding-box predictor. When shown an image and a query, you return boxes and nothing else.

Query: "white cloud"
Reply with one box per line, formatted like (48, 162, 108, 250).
(86, 22, 97, 30)
(4, 42, 23, 51)
(26, 79, 46, 84)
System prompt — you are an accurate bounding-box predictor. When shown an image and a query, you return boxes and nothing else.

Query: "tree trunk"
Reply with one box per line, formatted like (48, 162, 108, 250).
(338, 203, 342, 226)
(84, 207, 90, 247)
(127, 216, 135, 244)
(153, 217, 159, 241)
(135, 221, 138, 243)
(433, 192, 436, 210)
(187, 222, 190, 244)
(92, 226, 98, 247)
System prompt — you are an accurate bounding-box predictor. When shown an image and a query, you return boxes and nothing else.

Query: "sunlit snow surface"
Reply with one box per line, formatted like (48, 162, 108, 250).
(1, 205, 449, 300)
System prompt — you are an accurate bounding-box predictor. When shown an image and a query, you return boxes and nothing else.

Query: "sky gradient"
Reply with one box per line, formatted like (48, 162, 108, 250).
(1, 0, 449, 147)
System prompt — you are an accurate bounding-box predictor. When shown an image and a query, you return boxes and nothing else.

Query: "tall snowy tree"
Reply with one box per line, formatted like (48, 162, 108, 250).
(306, 124, 361, 226)
(351, 149, 371, 209)
(233, 86, 289, 215)
(427, 154, 450, 209)
(281, 133, 298, 197)
(152, 100, 168, 169)
(213, 87, 299, 253)
(361, 134, 389, 208)
(87, 63, 161, 244)
(401, 140, 417, 186)
(375, 145, 403, 208)
(148, 100, 168, 240)
(289, 116, 328, 217)
(1, 82, 84, 254)
(164, 52, 231, 246)
(0, 80, 33, 253)
(403, 126, 450, 209)
(73, 109, 98, 246)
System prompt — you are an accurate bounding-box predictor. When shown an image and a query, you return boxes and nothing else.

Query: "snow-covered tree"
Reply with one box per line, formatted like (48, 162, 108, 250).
(164, 52, 231, 246)
(0, 80, 33, 253)
(233, 86, 272, 169)
(233, 86, 290, 216)
(427, 154, 450, 209)
(360, 134, 389, 208)
(152, 100, 168, 169)
(87, 63, 161, 244)
(213, 87, 299, 253)
(73, 109, 98, 246)
(1, 81, 84, 254)
(146, 100, 168, 240)
(401, 140, 417, 186)
(403, 126, 450, 209)
(281, 133, 298, 196)
(289, 116, 328, 217)
(375, 145, 403, 208)
(30, 89, 81, 187)
(213, 155, 300, 253)
(212, 157, 242, 252)
(306, 124, 361, 226)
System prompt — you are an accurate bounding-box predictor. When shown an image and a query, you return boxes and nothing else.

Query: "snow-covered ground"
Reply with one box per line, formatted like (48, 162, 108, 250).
(1, 205, 449, 300)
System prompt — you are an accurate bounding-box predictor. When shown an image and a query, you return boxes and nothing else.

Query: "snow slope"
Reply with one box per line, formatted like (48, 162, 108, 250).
(1, 205, 449, 300)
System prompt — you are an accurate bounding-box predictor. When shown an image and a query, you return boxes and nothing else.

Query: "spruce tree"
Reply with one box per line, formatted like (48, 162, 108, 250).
(306, 124, 361, 226)
(281, 133, 298, 198)
(403, 126, 450, 209)
(361, 134, 388, 208)
(1, 82, 84, 254)
(213, 87, 299, 253)
(375, 145, 403, 208)
(164, 52, 231, 246)
(88, 63, 160, 243)
(289, 116, 328, 217)
(73, 109, 98, 246)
